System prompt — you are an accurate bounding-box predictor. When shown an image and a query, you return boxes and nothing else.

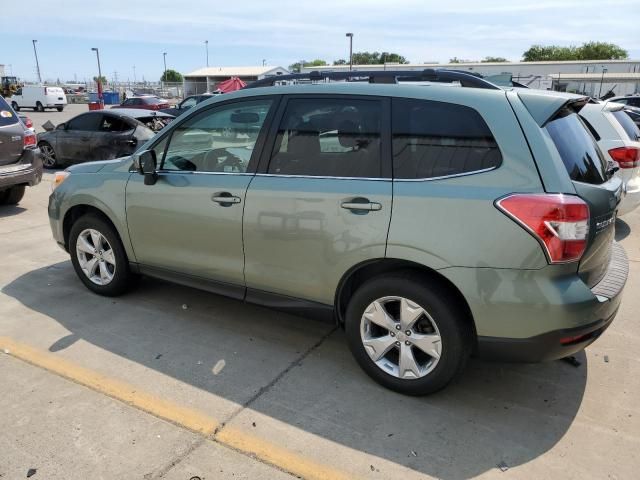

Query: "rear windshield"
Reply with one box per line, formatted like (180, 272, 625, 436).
(143, 97, 165, 104)
(0, 96, 19, 127)
(612, 110, 640, 141)
(546, 109, 608, 185)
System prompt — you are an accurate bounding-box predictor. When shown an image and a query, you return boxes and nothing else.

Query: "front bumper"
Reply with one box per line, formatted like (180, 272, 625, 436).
(0, 149, 43, 190)
(475, 243, 628, 362)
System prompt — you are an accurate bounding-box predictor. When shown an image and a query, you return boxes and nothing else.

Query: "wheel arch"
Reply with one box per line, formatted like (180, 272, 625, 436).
(334, 258, 477, 340)
(63, 205, 125, 256)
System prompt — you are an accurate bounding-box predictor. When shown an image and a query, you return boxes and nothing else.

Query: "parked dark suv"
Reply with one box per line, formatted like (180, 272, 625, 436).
(0, 96, 42, 205)
(49, 71, 628, 395)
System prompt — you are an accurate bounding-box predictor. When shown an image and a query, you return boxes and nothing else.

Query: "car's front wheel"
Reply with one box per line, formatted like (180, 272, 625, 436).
(345, 274, 472, 395)
(69, 214, 131, 296)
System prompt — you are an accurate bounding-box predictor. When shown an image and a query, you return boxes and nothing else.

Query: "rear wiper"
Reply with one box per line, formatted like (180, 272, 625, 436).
(607, 160, 620, 177)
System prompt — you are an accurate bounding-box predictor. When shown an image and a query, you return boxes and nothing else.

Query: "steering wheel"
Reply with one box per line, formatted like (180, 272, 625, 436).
(203, 148, 244, 172)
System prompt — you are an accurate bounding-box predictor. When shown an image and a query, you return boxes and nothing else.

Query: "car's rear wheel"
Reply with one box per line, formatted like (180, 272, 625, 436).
(11, 101, 20, 112)
(36, 102, 44, 112)
(56, 106, 64, 112)
(0, 186, 26, 205)
(39, 142, 58, 168)
(69, 214, 131, 296)
(345, 274, 472, 395)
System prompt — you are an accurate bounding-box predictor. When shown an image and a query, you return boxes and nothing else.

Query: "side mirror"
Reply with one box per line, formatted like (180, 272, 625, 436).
(134, 150, 158, 185)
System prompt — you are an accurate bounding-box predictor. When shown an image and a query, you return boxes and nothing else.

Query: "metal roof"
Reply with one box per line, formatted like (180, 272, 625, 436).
(549, 72, 640, 81)
(184, 66, 287, 78)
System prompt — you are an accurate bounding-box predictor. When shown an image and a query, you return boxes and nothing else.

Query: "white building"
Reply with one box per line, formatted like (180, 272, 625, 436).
(302, 60, 640, 96)
(183, 66, 289, 95)
(0, 64, 5, 77)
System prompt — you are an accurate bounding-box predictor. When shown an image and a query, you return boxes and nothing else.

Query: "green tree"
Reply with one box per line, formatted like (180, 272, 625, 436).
(523, 42, 627, 61)
(288, 59, 328, 72)
(93, 75, 107, 85)
(481, 56, 509, 63)
(333, 51, 409, 65)
(160, 69, 183, 82)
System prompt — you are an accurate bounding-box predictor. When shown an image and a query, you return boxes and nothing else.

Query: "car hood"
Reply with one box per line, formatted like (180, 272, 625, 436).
(67, 157, 131, 174)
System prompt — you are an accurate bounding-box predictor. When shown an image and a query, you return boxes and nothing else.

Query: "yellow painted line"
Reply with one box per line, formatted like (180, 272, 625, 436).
(0, 336, 219, 435)
(217, 426, 354, 480)
(0, 336, 356, 480)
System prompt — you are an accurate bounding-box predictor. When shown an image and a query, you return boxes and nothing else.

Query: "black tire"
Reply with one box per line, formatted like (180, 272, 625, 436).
(69, 214, 131, 297)
(38, 141, 58, 168)
(57, 106, 64, 112)
(11, 101, 20, 112)
(345, 273, 472, 395)
(0, 186, 26, 205)
(36, 102, 44, 112)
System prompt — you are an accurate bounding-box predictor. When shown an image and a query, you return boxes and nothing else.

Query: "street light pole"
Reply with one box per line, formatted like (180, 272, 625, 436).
(91, 47, 103, 107)
(133, 65, 136, 84)
(345, 33, 354, 71)
(163, 52, 167, 89)
(598, 67, 608, 99)
(32, 40, 42, 83)
(205, 41, 209, 67)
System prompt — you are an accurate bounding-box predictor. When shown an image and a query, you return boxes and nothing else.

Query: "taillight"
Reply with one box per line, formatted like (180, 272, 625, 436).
(608, 147, 640, 169)
(496, 194, 590, 264)
(23, 117, 33, 129)
(24, 132, 37, 149)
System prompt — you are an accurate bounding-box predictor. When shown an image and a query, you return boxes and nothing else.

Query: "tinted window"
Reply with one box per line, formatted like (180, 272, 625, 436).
(268, 98, 383, 178)
(142, 97, 164, 105)
(67, 113, 102, 131)
(612, 110, 640, 141)
(122, 98, 135, 106)
(180, 97, 197, 109)
(0, 97, 19, 126)
(546, 110, 608, 185)
(100, 115, 132, 132)
(627, 98, 640, 107)
(161, 99, 272, 173)
(391, 98, 501, 179)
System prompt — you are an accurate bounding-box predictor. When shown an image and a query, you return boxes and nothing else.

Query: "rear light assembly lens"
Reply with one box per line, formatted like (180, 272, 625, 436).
(496, 194, 590, 264)
(23, 132, 37, 149)
(608, 147, 640, 168)
(24, 117, 33, 129)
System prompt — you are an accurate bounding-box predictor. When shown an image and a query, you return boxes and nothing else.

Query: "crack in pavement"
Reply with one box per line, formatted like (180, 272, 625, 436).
(155, 324, 338, 479)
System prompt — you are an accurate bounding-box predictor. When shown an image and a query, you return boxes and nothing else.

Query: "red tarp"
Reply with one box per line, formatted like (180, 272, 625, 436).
(215, 77, 247, 93)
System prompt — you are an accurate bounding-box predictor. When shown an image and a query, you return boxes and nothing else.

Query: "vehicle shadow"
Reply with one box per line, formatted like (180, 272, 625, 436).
(615, 218, 631, 241)
(2, 261, 587, 479)
(0, 205, 27, 218)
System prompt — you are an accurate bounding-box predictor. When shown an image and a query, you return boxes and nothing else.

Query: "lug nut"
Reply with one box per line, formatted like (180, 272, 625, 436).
(405, 341, 411, 346)
(390, 332, 396, 337)
(395, 341, 401, 346)
(395, 325, 401, 330)
(405, 330, 411, 336)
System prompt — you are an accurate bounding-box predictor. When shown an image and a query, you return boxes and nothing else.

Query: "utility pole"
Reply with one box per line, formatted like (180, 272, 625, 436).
(205, 40, 209, 67)
(91, 47, 103, 107)
(32, 40, 42, 83)
(345, 33, 354, 71)
(163, 52, 167, 90)
(262, 59, 266, 67)
(133, 65, 136, 84)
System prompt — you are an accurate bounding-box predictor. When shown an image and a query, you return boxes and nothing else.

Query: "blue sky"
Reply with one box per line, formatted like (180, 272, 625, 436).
(3, 0, 639, 83)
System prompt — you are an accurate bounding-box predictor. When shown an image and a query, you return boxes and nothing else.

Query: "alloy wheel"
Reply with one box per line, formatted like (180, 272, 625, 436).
(75, 229, 116, 285)
(360, 296, 442, 380)
(40, 144, 57, 168)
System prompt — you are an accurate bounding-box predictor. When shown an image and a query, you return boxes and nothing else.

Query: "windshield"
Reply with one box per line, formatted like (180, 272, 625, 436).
(0, 97, 19, 127)
(546, 109, 609, 185)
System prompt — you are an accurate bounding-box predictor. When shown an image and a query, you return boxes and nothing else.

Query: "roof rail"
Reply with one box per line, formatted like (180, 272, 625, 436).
(244, 68, 501, 90)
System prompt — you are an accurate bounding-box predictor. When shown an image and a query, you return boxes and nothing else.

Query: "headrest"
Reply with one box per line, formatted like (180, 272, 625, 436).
(338, 119, 359, 148)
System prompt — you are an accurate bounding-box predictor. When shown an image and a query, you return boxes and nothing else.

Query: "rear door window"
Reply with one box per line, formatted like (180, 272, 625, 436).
(100, 115, 132, 132)
(612, 110, 640, 141)
(0, 97, 19, 126)
(391, 98, 502, 179)
(546, 109, 608, 185)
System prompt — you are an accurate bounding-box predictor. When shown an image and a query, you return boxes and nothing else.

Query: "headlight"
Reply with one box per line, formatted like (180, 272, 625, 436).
(52, 171, 70, 191)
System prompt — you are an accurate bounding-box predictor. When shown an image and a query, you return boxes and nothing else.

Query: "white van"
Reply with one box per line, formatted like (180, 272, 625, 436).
(10, 85, 67, 112)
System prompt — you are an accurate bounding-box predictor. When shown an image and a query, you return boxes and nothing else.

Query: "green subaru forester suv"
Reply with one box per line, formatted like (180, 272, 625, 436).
(49, 71, 628, 395)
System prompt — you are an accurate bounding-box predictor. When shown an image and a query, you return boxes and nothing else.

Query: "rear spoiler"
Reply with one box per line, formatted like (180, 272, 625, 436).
(516, 89, 591, 127)
(602, 101, 626, 113)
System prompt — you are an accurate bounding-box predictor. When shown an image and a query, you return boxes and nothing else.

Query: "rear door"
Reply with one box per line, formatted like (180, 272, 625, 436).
(545, 109, 622, 287)
(93, 114, 137, 159)
(56, 112, 102, 163)
(0, 98, 23, 166)
(243, 95, 392, 306)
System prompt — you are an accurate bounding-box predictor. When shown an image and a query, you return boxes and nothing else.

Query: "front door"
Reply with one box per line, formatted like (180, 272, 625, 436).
(57, 112, 102, 163)
(243, 95, 392, 305)
(125, 97, 276, 293)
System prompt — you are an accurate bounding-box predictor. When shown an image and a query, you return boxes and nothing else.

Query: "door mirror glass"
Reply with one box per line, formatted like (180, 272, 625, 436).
(134, 149, 158, 185)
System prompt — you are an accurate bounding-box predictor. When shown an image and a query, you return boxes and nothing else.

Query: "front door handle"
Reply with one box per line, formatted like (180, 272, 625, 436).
(341, 198, 382, 213)
(212, 192, 241, 206)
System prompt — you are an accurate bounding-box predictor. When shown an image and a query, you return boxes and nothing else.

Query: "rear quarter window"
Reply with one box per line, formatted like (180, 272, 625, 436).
(546, 109, 608, 185)
(391, 98, 502, 179)
(0, 97, 19, 127)
(612, 110, 640, 141)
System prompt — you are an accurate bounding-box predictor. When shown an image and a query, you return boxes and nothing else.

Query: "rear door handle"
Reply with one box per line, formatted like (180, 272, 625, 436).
(212, 192, 241, 206)
(341, 198, 382, 212)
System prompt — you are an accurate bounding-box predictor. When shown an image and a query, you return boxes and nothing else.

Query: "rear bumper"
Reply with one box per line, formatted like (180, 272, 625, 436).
(475, 243, 628, 362)
(618, 175, 640, 216)
(0, 149, 43, 190)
